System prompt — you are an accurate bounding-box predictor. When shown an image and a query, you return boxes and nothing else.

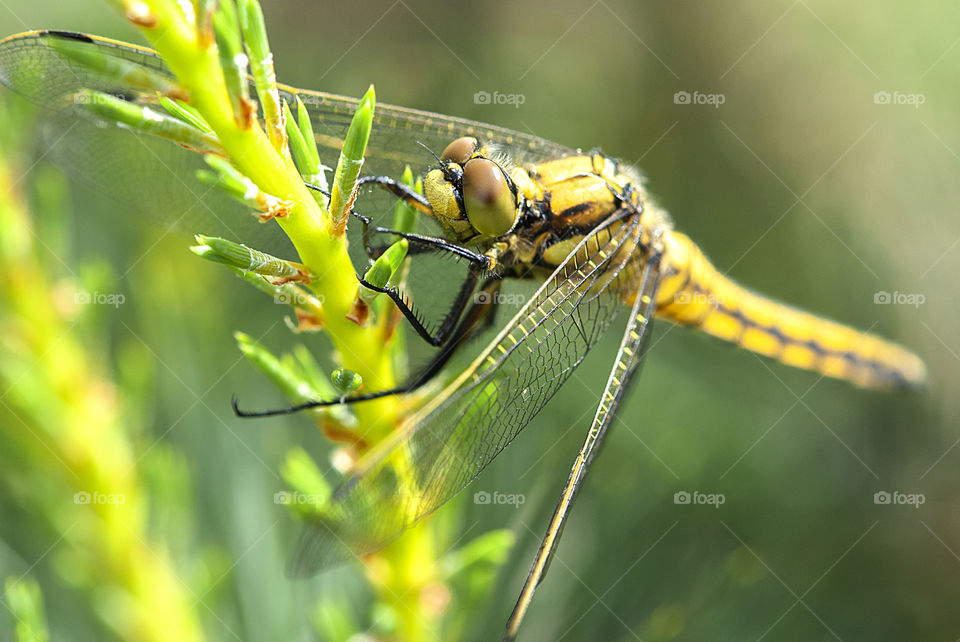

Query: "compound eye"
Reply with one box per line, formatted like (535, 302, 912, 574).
(462, 158, 517, 237)
(440, 136, 479, 164)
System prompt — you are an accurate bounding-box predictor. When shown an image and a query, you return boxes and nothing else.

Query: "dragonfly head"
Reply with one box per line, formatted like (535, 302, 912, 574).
(423, 136, 521, 241)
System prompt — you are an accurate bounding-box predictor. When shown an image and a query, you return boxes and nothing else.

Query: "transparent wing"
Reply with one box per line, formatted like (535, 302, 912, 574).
(504, 253, 661, 640)
(0, 31, 297, 254)
(0, 31, 575, 255)
(291, 209, 646, 574)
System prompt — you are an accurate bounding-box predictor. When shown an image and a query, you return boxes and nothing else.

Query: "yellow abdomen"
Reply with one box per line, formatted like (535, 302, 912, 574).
(655, 231, 926, 389)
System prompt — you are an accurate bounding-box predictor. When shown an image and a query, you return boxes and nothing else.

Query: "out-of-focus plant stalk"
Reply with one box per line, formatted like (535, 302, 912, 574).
(0, 98, 203, 641)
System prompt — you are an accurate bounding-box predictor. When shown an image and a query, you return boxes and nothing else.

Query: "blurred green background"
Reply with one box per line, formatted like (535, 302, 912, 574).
(1, 1, 958, 640)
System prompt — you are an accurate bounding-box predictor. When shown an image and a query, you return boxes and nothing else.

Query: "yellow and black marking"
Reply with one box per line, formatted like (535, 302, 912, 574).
(655, 231, 926, 389)
(420, 136, 925, 391)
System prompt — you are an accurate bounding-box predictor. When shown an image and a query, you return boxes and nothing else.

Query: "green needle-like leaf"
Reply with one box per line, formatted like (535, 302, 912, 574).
(79, 89, 221, 152)
(296, 96, 323, 172)
(196, 0, 218, 41)
(283, 101, 317, 182)
(212, 0, 252, 127)
(196, 156, 293, 220)
(238, 0, 285, 151)
(235, 332, 320, 405)
(359, 239, 408, 305)
(391, 165, 421, 236)
(287, 97, 329, 207)
(329, 85, 375, 235)
(159, 95, 212, 132)
(191, 234, 309, 281)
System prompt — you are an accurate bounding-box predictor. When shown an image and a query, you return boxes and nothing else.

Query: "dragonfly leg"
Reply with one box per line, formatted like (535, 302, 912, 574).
(357, 174, 432, 215)
(355, 210, 491, 266)
(305, 175, 432, 216)
(304, 178, 474, 261)
(359, 259, 485, 347)
(306, 176, 495, 346)
(233, 278, 503, 417)
(341, 179, 492, 268)
(355, 175, 430, 259)
(396, 277, 502, 385)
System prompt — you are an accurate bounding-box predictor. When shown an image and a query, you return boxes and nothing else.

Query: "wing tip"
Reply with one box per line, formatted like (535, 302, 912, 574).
(42, 30, 94, 44)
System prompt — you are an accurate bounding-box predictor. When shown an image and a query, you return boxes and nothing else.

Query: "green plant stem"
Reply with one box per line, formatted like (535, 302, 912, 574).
(131, 0, 399, 436)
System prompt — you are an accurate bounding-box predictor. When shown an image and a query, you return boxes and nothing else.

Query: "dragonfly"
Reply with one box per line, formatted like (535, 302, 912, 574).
(0, 30, 927, 640)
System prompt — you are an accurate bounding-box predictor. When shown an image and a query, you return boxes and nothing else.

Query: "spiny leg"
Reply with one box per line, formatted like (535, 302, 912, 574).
(353, 209, 490, 265)
(233, 279, 503, 418)
(355, 174, 430, 258)
(306, 176, 493, 343)
(360, 259, 485, 347)
(305, 177, 456, 260)
(399, 277, 502, 385)
(305, 175, 431, 216)
(353, 175, 492, 265)
(348, 175, 495, 346)
(358, 174, 432, 214)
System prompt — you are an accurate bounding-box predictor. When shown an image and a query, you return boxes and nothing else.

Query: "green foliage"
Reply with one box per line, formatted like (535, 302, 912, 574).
(329, 85, 375, 233)
(1, 1, 956, 641)
(0, 87, 203, 642)
(4, 578, 49, 642)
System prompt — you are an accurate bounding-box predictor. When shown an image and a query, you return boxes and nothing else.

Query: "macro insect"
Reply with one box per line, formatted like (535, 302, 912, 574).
(0, 30, 925, 640)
